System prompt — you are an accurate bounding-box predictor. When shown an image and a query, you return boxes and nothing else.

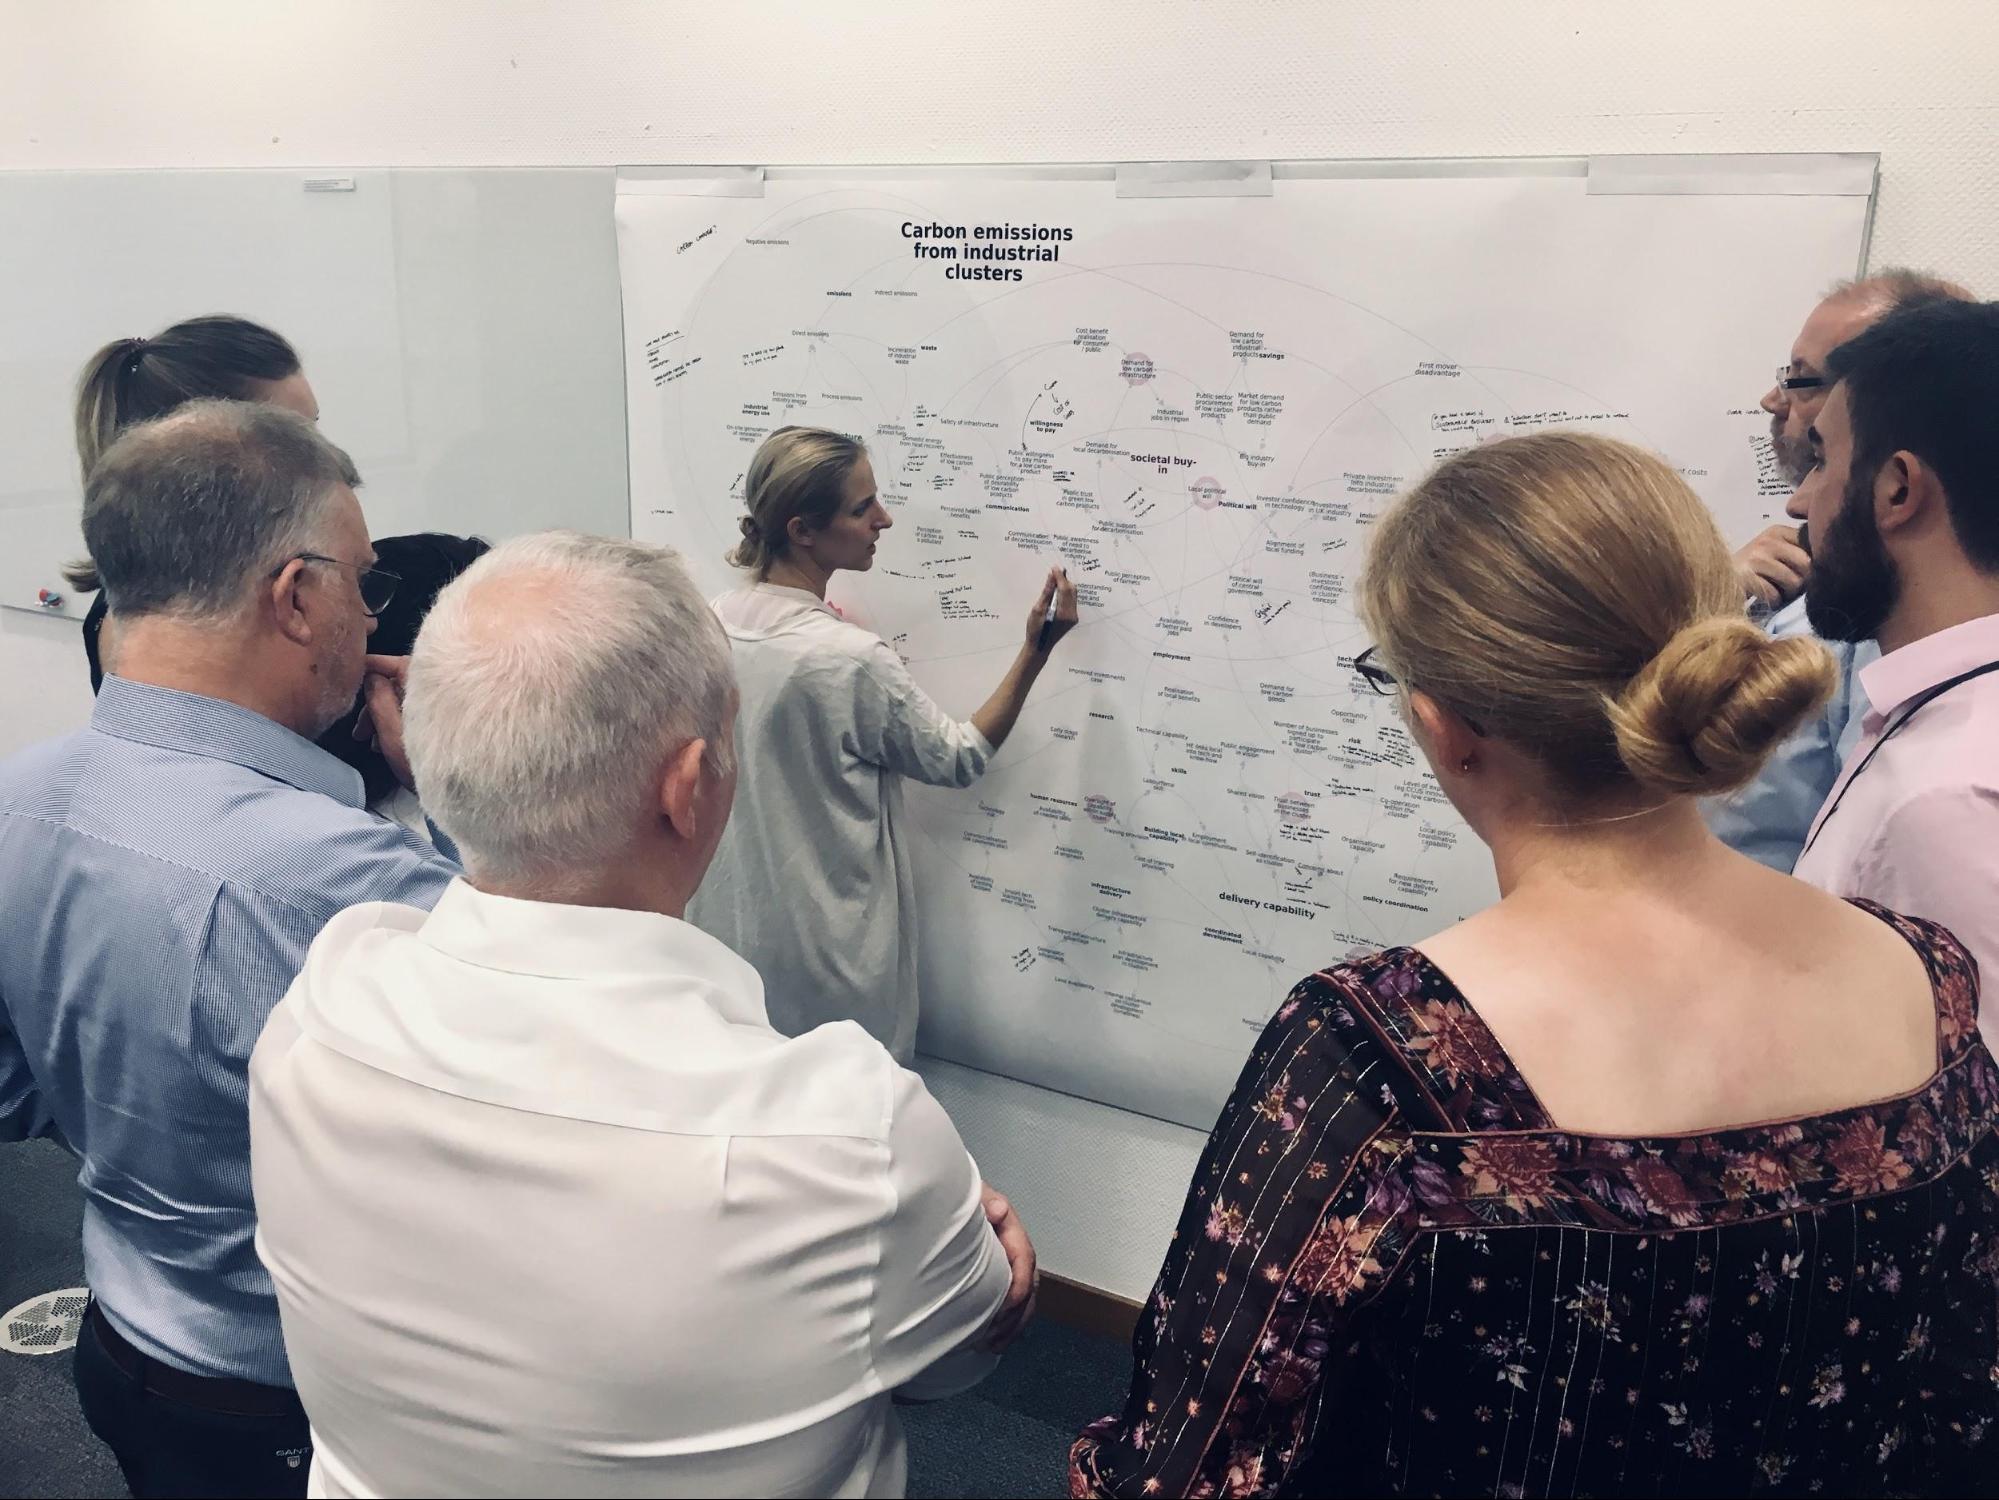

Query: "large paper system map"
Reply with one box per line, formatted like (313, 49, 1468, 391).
(618, 163, 1870, 1128)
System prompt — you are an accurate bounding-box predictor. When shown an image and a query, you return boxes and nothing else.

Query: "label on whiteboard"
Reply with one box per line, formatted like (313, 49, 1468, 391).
(302, 176, 357, 193)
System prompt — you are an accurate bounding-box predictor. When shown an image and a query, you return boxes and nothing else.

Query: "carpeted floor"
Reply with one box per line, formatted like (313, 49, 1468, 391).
(1, 1139, 1126, 1499)
(0, 1142, 122, 1500)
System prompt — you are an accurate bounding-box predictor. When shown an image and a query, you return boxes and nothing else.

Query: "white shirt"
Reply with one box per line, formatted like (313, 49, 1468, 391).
(248, 879, 1009, 1499)
(1794, 612, 1999, 1043)
(689, 584, 993, 1061)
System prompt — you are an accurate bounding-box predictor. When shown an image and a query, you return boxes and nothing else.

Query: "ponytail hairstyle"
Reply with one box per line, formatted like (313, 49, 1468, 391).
(728, 425, 867, 577)
(66, 315, 301, 591)
(1359, 432, 1834, 801)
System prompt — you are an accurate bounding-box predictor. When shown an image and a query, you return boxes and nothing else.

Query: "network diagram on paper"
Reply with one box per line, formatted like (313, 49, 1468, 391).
(621, 180, 1815, 1123)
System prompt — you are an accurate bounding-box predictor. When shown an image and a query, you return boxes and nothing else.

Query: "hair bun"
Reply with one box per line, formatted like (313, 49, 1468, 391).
(1607, 615, 1836, 796)
(725, 512, 766, 570)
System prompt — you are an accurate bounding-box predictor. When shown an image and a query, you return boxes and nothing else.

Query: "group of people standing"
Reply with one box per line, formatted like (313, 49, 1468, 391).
(1, 315, 1074, 1499)
(2, 267, 1997, 1500)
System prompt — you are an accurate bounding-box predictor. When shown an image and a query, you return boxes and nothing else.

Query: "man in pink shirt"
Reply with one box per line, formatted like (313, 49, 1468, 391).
(1791, 298, 1999, 1032)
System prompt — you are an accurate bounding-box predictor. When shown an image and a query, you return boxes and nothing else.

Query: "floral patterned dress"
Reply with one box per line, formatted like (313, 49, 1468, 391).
(1071, 902, 1999, 1498)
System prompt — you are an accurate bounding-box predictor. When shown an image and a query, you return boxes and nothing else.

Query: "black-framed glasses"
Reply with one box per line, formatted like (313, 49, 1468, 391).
(1774, 365, 1829, 393)
(1353, 644, 1487, 736)
(1354, 645, 1398, 696)
(292, 553, 401, 617)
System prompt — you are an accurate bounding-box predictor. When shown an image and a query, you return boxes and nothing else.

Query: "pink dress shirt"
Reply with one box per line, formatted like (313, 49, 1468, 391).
(1793, 611, 1999, 1041)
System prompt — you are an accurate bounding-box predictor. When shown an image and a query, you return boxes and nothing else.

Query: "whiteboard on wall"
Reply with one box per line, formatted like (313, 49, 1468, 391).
(0, 168, 628, 621)
(619, 156, 1875, 1131)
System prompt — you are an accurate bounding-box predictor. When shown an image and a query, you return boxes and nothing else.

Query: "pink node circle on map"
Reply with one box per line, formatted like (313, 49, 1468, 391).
(1276, 792, 1312, 823)
(1120, 352, 1155, 386)
(1085, 794, 1116, 824)
(1191, 476, 1224, 510)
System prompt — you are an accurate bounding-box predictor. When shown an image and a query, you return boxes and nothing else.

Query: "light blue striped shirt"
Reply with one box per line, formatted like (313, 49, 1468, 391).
(0, 677, 457, 1384)
(1704, 597, 1878, 871)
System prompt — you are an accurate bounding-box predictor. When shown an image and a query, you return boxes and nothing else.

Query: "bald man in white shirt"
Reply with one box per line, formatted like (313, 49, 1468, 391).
(248, 531, 1034, 1499)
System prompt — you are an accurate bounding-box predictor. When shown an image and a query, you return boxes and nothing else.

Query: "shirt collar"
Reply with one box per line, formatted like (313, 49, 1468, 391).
(416, 879, 769, 1027)
(287, 883, 889, 1140)
(712, 585, 843, 641)
(92, 676, 365, 807)
(1860, 611, 1999, 718)
(750, 582, 833, 611)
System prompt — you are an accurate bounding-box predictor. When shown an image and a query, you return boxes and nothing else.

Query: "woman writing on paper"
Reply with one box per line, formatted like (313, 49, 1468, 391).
(691, 425, 1078, 1061)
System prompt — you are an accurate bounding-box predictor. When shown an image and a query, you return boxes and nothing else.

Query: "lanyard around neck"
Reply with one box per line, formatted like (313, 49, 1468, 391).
(1799, 658, 1999, 859)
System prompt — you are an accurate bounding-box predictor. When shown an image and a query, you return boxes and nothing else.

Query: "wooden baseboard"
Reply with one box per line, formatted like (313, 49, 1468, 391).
(1037, 1272, 1140, 1343)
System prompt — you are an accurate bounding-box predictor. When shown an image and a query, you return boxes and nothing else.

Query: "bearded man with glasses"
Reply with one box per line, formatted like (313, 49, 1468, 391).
(1704, 268, 1971, 871)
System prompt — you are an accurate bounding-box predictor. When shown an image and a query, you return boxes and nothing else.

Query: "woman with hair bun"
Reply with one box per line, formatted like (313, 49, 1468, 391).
(1075, 433, 1999, 1498)
(692, 425, 1078, 1061)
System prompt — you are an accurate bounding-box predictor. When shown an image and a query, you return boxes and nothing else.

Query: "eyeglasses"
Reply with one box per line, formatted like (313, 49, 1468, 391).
(1774, 366, 1830, 393)
(292, 553, 401, 617)
(1354, 645, 1398, 696)
(1353, 645, 1487, 736)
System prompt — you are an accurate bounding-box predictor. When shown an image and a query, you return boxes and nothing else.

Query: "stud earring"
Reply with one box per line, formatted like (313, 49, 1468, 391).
(1459, 756, 1474, 773)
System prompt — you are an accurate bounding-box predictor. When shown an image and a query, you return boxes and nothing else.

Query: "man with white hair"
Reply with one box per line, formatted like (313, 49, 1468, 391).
(249, 531, 1035, 1499)
(0, 402, 457, 1498)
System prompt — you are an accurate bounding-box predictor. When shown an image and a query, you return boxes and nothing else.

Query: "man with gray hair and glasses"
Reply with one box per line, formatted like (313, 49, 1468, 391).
(0, 401, 457, 1498)
(248, 531, 1036, 1499)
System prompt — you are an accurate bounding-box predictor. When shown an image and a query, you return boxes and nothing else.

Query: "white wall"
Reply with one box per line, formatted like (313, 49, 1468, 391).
(4, 0, 1993, 282)
(2, 0, 1993, 750)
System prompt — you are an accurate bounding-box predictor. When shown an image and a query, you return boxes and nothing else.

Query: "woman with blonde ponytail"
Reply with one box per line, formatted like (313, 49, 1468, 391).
(65, 317, 485, 822)
(690, 425, 1079, 1061)
(1077, 432, 1999, 1499)
(68, 316, 317, 687)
